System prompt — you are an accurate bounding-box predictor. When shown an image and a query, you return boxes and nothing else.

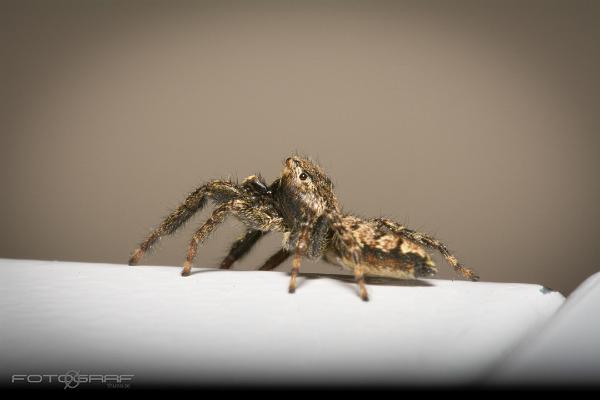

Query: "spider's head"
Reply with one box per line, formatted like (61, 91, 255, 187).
(278, 156, 339, 220)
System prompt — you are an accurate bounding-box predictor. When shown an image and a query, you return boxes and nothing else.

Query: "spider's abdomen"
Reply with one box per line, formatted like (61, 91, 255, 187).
(328, 216, 437, 279)
(359, 245, 437, 279)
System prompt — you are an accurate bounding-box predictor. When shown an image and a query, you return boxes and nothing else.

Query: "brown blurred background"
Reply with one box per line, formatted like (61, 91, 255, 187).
(1, 0, 599, 296)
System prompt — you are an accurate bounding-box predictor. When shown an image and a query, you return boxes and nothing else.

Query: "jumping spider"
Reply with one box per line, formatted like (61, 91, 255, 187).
(129, 156, 479, 301)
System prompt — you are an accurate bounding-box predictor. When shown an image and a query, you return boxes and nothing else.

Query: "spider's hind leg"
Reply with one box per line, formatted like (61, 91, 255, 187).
(376, 218, 479, 281)
(353, 264, 369, 302)
(326, 211, 369, 301)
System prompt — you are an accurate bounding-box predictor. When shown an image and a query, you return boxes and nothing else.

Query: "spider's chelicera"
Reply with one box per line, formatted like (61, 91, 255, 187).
(129, 156, 479, 301)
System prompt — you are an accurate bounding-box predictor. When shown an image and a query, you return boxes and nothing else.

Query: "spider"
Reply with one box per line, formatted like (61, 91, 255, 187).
(128, 156, 479, 301)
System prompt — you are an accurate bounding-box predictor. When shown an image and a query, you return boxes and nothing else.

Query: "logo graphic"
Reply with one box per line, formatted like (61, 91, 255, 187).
(62, 370, 81, 389)
(11, 371, 134, 389)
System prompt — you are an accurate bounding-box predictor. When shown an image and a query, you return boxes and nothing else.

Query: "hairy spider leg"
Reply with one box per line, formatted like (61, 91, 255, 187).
(128, 181, 243, 266)
(182, 202, 231, 276)
(219, 229, 265, 269)
(288, 221, 312, 293)
(353, 265, 369, 302)
(259, 248, 291, 271)
(375, 218, 479, 281)
(326, 210, 369, 301)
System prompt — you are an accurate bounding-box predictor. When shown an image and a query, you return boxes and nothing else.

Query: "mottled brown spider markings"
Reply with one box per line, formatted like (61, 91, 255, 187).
(129, 156, 478, 301)
(273, 156, 479, 301)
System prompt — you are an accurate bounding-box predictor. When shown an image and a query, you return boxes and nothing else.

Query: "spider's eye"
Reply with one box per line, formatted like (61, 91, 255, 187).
(299, 172, 308, 181)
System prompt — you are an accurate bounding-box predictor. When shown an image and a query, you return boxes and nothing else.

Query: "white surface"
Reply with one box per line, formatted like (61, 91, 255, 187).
(489, 271, 600, 385)
(0, 259, 565, 386)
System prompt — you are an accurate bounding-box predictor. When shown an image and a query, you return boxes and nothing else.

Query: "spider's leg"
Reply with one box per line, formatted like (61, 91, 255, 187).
(353, 264, 369, 302)
(181, 202, 231, 276)
(376, 218, 479, 281)
(219, 229, 265, 269)
(325, 211, 369, 301)
(288, 222, 311, 293)
(259, 248, 290, 271)
(129, 180, 240, 265)
(325, 211, 362, 265)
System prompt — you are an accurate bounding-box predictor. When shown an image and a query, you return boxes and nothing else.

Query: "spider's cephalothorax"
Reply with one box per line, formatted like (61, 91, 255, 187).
(277, 157, 338, 221)
(129, 156, 479, 301)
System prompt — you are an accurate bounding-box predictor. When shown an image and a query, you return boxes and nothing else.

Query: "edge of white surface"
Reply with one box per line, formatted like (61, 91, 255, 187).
(485, 271, 600, 385)
(1, 258, 565, 386)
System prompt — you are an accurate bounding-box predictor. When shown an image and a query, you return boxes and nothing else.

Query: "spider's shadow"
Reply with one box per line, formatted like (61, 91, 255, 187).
(188, 268, 433, 288)
(299, 272, 434, 287)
